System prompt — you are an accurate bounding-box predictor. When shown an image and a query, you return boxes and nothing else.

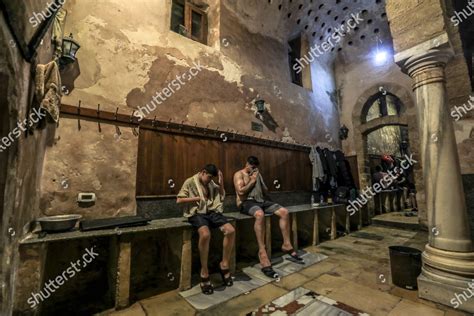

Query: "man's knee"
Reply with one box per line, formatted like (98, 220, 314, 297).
(254, 210, 265, 220)
(198, 226, 211, 240)
(276, 208, 289, 217)
(221, 223, 235, 236)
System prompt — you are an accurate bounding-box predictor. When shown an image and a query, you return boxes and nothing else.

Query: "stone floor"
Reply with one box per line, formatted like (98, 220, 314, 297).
(102, 226, 470, 316)
(371, 212, 421, 230)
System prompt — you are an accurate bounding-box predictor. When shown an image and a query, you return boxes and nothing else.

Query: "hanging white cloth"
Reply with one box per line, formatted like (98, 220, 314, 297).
(309, 146, 324, 180)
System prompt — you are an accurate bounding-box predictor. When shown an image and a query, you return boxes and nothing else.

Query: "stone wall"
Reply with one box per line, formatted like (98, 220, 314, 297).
(40, 0, 341, 218)
(0, 0, 57, 314)
(334, 43, 428, 224)
(40, 119, 138, 218)
(386, 0, 473, 175)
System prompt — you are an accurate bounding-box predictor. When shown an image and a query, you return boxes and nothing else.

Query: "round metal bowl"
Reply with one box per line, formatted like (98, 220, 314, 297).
(36, 215, 82, 233)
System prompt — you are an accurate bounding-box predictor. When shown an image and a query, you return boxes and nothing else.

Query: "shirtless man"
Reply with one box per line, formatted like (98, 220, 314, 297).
(233, 156, 303, 278)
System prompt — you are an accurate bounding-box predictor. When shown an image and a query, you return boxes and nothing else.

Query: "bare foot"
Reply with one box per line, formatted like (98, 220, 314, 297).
(282, 244, 297, 257)
(258, 249, 271, 267)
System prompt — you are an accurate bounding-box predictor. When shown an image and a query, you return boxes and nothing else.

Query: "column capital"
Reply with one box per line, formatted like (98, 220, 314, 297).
(403, 49, 454, 78)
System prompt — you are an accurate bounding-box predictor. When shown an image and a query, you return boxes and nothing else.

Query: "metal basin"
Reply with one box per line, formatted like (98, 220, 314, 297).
(37, 215, 82, 233)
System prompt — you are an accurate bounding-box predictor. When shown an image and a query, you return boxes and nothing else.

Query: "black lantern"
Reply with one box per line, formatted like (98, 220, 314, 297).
(339, 125, 349, 140)
(60, 33, 81, 67)
(255, 99, 266, 113)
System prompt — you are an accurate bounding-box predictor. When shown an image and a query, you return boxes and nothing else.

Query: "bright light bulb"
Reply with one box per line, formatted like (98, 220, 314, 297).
(374, 50, 388, 65)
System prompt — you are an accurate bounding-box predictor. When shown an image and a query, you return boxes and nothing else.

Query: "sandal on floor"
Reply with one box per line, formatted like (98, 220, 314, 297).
(261, 266, 279, 279)
(283, 248, 304, 263)
(200, 276, 214, 295)
(219, 267, 234, 287)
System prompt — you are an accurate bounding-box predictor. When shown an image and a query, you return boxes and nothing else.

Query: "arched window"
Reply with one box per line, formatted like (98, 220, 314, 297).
(363, 91, 403, 123)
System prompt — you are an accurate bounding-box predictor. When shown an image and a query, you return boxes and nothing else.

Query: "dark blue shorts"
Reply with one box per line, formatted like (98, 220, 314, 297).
(188, 212, 228, 229)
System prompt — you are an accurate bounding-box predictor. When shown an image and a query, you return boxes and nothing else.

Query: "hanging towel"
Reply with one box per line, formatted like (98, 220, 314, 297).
(310, 145, 325, 180)
(177, 173, 225, 218)
(247, 173, 267, 203)
(35, 61, 62, 123)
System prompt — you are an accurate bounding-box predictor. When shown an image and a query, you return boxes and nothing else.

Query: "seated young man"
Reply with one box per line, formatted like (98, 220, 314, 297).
(177, 164, 235, 295)
(233, 156, 303, 279)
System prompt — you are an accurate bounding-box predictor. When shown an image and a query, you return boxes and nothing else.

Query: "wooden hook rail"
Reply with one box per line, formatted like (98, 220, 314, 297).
(60, 103, 310, 152)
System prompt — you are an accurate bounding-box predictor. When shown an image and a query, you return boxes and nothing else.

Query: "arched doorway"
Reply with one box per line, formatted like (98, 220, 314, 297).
(352, 84, 426, 226)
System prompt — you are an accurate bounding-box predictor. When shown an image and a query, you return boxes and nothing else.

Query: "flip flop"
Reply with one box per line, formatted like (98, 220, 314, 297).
(283, 248, 305, 264)
(219, 267, 233, 287)
(261, 266, 279, 279)
(200, 276, 214, 295)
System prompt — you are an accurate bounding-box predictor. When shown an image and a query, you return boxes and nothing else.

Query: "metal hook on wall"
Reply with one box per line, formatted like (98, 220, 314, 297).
(97, 104, 102, 133)
(129, 110, 139, 136)
(166, 118, 172, 129)
(77, 100, 82, 131)
(114, 107, 119, 121)
(152, 116, 157, 128)
(115, 125, 122, 137)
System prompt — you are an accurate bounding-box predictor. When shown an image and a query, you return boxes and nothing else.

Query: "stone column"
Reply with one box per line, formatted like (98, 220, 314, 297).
(401, 49, 474, 312)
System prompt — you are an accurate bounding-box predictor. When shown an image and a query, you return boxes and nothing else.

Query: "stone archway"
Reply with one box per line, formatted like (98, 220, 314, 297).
(351, 83, 427, 227)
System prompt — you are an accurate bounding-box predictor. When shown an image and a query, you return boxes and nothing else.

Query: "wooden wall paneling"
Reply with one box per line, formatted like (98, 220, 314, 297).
(136, 130, 312, 197)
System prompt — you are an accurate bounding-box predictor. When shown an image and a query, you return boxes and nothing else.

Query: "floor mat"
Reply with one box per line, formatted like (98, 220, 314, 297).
(247, 287, 370, 316)
(350, 232, 384, 241)
(179, 251, 327, 311)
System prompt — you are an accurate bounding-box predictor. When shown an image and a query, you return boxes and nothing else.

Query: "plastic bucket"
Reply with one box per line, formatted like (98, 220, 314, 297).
(389, 246, 422, 290)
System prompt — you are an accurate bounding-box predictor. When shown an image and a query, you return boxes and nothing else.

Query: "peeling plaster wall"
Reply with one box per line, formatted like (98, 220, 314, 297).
(41, 0, 340, 218)
(40, 119, 138, 218)
(58, 0, 339, 142)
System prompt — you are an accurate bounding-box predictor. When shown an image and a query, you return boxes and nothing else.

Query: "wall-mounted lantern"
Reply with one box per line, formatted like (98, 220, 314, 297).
(339, 124, 349, 140)
(255, 99, 266, 113)
(59, 33, 81, 68)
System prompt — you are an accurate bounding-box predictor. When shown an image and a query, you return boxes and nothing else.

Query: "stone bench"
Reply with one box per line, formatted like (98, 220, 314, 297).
(19, 217, 196, 311)
(18, 203, 352, 313)
(226, 203, 347, 260)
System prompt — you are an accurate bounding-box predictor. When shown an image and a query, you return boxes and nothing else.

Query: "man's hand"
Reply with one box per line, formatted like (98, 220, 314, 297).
(250, 169, 259, 182)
